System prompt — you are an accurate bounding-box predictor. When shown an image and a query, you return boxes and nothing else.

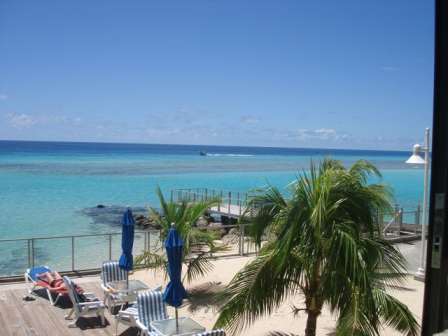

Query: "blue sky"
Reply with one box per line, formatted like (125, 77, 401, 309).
(0, 0, 434, 150)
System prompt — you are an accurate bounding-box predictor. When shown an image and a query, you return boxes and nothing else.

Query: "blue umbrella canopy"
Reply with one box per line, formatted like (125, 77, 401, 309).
(163, 225, 187, 308)
(119, 208, 135, 271)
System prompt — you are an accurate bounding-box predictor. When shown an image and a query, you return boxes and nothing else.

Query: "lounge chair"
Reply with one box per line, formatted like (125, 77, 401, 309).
(135, 290, 168, 336)
(100, 261, 128, 310)
(63, 276, 106, 328)
(24, 266, 67, 305)
(194, 330, 226, 336)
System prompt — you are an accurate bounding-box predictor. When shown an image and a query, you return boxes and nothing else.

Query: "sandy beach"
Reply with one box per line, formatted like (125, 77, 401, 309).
(130, 255, 424, 336)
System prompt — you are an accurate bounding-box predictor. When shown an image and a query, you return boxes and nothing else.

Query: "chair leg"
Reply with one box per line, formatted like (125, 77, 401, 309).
(46, 288, 55, 305)
(99, 309, 105, 326)
(53, 293, 62, 306)
(115, 317, 119, 336)
(67, 319, 78, 328)
(29, 283, 36, 294)
(65, 308, 74, 320)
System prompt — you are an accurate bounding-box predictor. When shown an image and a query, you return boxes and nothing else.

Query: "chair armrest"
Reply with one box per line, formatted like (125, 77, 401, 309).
(118, 307, 138, 318)
(78, 301, 104, 308)
(100, 284, 109, 292)
(136, 320, 149, 334)
(83, 292, 98, 300)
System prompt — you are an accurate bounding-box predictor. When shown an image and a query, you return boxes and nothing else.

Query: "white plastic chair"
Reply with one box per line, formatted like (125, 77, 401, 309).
(101, 260, 129, 310)
(114, 285, 163, 335)
(63, 276, 106, 328)
(135, 290, 168, 336)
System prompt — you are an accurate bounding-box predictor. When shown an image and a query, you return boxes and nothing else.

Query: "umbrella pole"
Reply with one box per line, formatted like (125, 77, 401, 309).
(175, 308, 179, 333)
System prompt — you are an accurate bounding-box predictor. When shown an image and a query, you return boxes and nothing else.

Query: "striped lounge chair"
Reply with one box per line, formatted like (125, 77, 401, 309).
(135, 290, 168, 336)
(63, 276, 106, 328)
(100, 261, 128, 310)
(194, 330, 226, 336)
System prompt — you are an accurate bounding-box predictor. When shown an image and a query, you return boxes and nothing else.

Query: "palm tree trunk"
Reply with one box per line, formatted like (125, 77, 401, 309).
(305, 310, 319, 336)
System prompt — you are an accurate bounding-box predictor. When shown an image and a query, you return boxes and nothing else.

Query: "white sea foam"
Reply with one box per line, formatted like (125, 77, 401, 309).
(205, 153, 254, 157)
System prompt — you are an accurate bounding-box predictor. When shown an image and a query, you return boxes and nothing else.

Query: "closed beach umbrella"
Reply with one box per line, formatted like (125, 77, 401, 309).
(119, 208, 135, 286)
(163, 224, 187, 332)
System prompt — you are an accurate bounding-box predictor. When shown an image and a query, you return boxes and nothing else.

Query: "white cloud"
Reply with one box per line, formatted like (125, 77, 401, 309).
(240, 115, 260, 125)
(380, 65, 399, 72)
(6, 112, 36, 129)
(294, 128, 350, 141)
(0, 94, 7, 100)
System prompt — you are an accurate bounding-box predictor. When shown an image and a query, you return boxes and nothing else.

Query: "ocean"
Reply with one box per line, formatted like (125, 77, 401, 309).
(0, 140, 424, 276)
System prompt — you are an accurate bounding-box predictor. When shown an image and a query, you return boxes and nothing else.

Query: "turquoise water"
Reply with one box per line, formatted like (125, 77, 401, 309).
(0, 141, 425, 275)
(0, 141, 424, 238)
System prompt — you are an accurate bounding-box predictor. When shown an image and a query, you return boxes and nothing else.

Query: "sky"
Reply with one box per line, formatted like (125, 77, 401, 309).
(0, 0, 435, 150)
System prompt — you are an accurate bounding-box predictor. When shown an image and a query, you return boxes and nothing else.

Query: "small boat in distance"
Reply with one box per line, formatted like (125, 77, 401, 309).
(199, 151, 207, 156)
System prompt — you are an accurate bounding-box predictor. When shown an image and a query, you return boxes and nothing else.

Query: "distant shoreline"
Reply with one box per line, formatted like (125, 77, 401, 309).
(0, 139, 410, 155)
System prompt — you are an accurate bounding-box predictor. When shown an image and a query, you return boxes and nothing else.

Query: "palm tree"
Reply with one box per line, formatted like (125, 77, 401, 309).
(215, 159, 419, 336)
(136, 186, 227, 283)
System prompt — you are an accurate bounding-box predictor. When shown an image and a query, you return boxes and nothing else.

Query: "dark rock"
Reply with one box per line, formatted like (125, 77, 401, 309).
(196, 216, 208, 227)
(207, 222, 226, 237)
(97, 204, 106, 208)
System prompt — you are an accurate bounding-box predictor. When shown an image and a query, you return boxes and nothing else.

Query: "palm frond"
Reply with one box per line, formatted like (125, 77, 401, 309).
(183, 253, 215, 283)
(374, 288, 419, 335)
(216, 158, 414, 336)
(215, 247, 303, 335)
(134, 250, 167, 271)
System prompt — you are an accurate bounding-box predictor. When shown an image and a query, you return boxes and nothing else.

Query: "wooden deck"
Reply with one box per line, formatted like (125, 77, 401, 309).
(0, 278, 138, 336)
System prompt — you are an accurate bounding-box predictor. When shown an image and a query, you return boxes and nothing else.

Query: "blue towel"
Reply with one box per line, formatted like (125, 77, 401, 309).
(28, 266, 51, 281)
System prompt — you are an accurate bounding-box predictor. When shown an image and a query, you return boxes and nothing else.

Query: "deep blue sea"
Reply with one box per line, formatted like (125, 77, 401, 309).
(0, 140, 425, 275)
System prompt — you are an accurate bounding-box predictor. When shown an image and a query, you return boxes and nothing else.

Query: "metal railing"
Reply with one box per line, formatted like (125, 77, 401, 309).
(0, 193, 426, 280)
(0, 230, 161, 279)
(171, 188, 255, 217)
(0, 223, 259, 279)
(171, 188, 426, 230)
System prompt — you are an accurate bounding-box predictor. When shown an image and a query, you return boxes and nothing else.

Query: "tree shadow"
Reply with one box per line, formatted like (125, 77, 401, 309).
(75, 316, 110, 330)
(186, 281, 226, 313)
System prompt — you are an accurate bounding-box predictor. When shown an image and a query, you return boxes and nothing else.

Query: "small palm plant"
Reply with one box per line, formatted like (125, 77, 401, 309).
(136, 186, 227, 283)
(215, 159, 419, 336)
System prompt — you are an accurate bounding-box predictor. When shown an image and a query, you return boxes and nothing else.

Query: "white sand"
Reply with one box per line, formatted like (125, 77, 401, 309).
(132, 256, 424, 336)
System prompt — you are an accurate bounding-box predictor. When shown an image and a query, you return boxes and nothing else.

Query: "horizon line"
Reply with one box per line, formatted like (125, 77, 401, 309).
(0, 138, 411, 154)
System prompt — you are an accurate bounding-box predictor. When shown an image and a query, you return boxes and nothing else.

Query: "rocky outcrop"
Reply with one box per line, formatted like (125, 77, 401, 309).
(207, 222, 226, 237)
(222, 228, 240, 244)
(134, 214, 161, 229)
(196, 216, 209, 228)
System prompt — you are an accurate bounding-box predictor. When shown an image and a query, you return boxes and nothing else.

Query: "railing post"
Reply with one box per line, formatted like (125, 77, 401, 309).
(393, 204, 399, 234)
(31, 238, 35, 268)
(415, 204, 421, 234)
(237, 192, 241, 216)
(398, 207, 403, 234)
(144, 231, 147, 252)
(27, 239, 32, 268)
(240, 223, 245, 256)
(205, 189, 208, 201)
(71, 236, 75, 271)
(218, 191, 223, 212)
(228, 192, 231, 215)
(170, 190, 173, 203)
(109, 234, 112, 260)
